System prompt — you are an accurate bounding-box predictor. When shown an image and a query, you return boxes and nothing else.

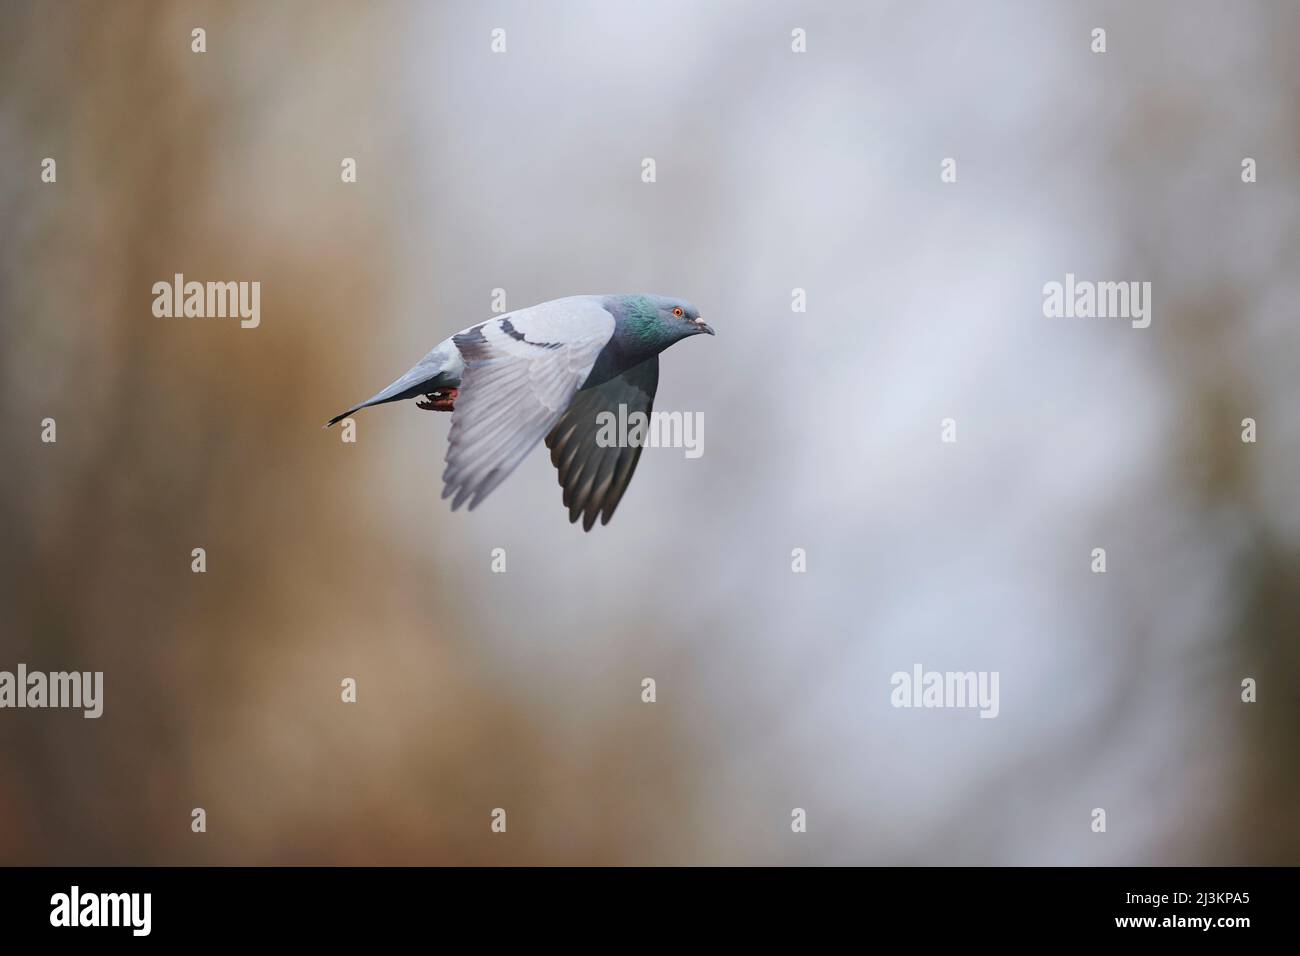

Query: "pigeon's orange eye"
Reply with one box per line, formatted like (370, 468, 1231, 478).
(672, 307, 684, 317)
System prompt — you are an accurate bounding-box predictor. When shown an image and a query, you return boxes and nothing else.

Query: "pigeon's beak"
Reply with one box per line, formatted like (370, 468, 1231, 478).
(693, 318, 715, 336)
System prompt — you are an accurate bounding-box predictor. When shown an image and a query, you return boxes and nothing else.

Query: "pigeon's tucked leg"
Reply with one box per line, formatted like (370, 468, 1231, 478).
(417, 388, 458, 412)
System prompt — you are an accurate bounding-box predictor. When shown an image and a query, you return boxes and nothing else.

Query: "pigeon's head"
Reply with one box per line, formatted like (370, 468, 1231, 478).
(607, 294, 714, 360)
(639, 294, 714, 339)
(665, 297, 714, 338)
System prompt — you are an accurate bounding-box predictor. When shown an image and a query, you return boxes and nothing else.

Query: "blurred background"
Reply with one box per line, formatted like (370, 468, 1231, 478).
(1, 0, 1296, 865)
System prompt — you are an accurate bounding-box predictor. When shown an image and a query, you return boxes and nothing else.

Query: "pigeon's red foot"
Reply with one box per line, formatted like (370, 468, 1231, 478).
(417, 388, 458, 412)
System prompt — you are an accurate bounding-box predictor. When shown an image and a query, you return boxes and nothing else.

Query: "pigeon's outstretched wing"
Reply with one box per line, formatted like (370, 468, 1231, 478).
(545, 357, 659, 531)
(442, 299, 615, 511)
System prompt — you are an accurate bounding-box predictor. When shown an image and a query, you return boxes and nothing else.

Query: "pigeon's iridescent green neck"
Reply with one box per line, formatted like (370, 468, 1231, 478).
(610, 294, 676, 352)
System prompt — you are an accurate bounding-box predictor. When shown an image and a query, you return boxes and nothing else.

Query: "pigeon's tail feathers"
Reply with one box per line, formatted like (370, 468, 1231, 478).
(324, 400, 375, 428)
(323, 340, 463, 428)
(323, 387, 416, 428)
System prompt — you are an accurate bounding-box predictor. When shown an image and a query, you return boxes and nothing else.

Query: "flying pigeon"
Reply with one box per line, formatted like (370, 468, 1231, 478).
(325, 294, 713, 529)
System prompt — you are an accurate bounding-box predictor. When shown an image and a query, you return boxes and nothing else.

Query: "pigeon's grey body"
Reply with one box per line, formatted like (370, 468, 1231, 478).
(326, 294, 713, 529)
